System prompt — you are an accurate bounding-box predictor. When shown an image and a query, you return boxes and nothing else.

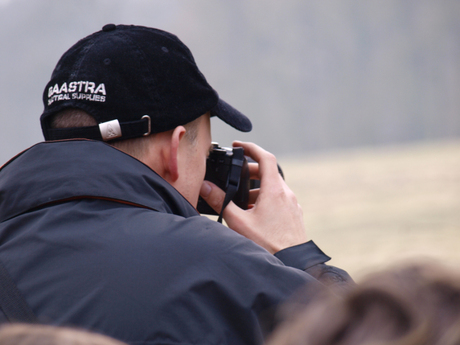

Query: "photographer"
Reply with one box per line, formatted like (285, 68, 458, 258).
(0, 24, 353, 344)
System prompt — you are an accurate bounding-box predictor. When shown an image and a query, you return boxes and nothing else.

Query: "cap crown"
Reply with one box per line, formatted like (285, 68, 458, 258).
(41, 24, 218, 139)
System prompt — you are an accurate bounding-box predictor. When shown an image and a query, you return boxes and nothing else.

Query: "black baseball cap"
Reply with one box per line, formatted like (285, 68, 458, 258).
(40, 24, 252, 142)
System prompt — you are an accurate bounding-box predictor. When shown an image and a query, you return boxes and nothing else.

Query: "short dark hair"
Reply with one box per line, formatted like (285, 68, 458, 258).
(0, 323, 127, 345)
(268, 262, 460, 345)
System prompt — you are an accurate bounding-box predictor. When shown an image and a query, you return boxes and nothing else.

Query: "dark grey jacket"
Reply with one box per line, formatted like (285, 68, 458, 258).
(0, 140, 352, 345)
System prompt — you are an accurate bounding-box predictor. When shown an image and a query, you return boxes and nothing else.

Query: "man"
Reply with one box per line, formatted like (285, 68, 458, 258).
(0, 24, 352, 344)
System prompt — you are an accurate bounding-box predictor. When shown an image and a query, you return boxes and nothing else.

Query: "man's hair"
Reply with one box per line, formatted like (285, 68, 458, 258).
(268, 261, 460, 345)
(50, 109, 200, 160)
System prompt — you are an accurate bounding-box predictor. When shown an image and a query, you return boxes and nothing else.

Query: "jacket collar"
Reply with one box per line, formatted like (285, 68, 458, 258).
(0, 140, 199, 222)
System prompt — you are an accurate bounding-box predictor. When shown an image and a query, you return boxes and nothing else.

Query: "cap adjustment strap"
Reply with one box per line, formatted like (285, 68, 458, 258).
(44, 116, 151, 142)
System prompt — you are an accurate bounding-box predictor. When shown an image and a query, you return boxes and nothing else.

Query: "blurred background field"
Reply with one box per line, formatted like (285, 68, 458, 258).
(280, 139, 460, 279)
(1, 1, 460, 164)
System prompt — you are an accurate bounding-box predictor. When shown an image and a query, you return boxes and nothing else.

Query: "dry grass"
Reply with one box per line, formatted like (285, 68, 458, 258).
(279, 139, 460, 280)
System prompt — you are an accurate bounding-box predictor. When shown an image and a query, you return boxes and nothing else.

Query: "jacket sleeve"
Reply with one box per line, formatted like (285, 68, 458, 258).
(178, 217, 354, 344)
(274, 240, 355, 292)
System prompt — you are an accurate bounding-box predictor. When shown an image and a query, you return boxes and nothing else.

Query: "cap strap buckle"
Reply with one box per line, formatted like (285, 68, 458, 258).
(99, 119, 122, 141)
(142, 115, 151, 136)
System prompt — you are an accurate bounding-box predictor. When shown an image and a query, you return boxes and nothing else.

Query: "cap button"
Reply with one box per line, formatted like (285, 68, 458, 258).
(102, 24, 116, 32)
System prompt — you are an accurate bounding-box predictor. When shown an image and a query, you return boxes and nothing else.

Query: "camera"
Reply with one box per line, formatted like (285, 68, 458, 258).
(197, 143, 250, 216)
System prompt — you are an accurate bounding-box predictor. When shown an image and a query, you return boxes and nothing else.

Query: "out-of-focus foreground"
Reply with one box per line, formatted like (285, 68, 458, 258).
(280, 139, 460, 279)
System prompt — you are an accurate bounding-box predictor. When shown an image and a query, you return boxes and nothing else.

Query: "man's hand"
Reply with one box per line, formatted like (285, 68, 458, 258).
(199, 141, 308, 254)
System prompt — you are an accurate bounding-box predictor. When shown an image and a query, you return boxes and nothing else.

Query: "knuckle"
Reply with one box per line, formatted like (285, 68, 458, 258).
(270, 186, 285, 198)
(288, 190, 298, 203)
(264, 152, 277, 165)
(297, 203, 304, 215)
(276, 187, 297, 203)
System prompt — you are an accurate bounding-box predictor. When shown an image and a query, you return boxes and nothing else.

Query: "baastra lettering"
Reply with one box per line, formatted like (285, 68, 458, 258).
(47, 81, 107, 105)
(48, 84, 60, 97)
(59, 82, 68, 94)
(85, 82, 95, 93)
(94, 83, 106, 95)
(69, 82, 77, 93)
(48, 81, 106, 97)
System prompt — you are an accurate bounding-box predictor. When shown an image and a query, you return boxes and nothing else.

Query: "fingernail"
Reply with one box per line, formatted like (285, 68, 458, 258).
(200, 181, 212, 197)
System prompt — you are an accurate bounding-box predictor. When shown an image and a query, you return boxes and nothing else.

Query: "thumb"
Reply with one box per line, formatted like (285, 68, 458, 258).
(200, 181, 246, 231)
(199, 181, 226, 214)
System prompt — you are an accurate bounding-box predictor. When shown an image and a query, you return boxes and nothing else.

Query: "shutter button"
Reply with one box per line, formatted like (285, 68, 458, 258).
(102, 24, 116, 32)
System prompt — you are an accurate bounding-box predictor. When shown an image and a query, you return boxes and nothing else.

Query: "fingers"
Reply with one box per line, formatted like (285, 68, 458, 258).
(201, 142, 308, 254)
(199, 181, 225, 214)
(248, 188, 259, 205)
(233, 141, 282, 189)
(229, 141, 307, 253)
(248, 162, 259, 179)
(200, 180, 258, 213)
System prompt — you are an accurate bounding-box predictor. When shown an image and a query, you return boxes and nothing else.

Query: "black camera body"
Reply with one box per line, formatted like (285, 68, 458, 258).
(197, 143, 250, 215)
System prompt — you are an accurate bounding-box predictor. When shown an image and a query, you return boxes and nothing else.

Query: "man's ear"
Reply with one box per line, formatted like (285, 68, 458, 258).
(164, 125, 186, 182)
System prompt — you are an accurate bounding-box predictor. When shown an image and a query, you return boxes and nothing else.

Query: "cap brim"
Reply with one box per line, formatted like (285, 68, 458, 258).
(210, 99, 252, 132)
